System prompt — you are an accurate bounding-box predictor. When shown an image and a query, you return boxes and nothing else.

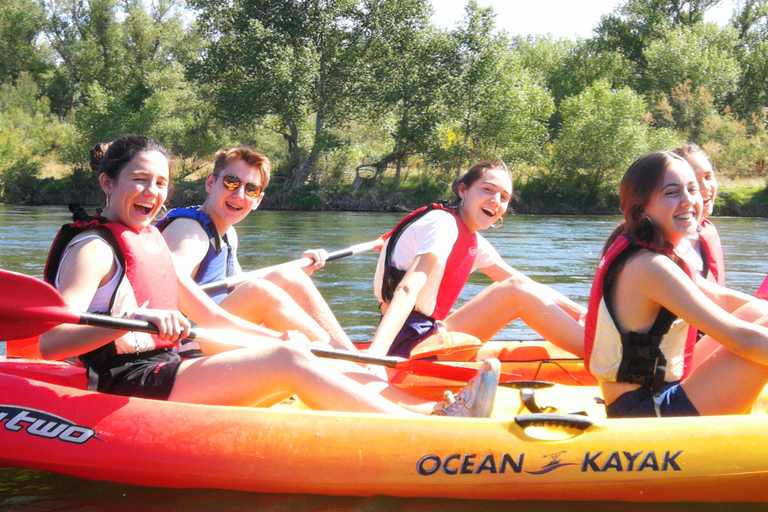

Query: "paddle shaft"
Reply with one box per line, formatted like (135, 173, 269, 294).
(75, 313, 400, 367)
(56, 311, 482, 376)
(200, 238, 385, 293)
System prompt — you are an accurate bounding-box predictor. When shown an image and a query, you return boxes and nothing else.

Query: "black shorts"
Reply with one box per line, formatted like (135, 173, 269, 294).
(386, 310, 439, 358)
(90, 349, 183, 400)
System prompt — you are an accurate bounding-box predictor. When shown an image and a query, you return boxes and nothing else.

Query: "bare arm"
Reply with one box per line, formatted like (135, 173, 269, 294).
(367, 252, 438, 357)
(624, 253, 768, 365)
(695, 274, 762, 314)
(39, 238, 190, 360)
(160, 218, 209, 279)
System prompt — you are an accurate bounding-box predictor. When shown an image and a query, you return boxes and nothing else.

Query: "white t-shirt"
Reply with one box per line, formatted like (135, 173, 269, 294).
(373, 209, 503, 317)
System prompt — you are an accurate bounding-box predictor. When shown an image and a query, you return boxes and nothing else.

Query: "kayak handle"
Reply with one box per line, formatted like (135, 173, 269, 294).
(515, 413, 593, 431)
(499, 380, 555, 390)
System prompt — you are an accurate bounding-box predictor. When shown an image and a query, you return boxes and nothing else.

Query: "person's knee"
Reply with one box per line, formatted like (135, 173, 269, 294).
(267, 266, 315, 291)
(271, 341, 314, 368)
(497, 276, 538, 305)
(238, 278, 280, 296)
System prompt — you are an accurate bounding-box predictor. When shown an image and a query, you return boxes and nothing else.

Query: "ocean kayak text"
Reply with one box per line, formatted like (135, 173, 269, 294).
(417, 450, 683, 475)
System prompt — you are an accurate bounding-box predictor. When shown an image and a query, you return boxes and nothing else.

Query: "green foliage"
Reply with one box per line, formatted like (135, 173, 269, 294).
(1, 157, 41, 203)
(550, 80, 684, 207)
(0, 73, 80, 173)
(733, 41, 768, 117)
(516, 36, 633, 111)
(698, 109, 768, 176)
(593, 0, 722, 71)
(440, 1, 554, 172)
(0, 0, 47, 83)
(554, 81, 648, 176)
(643, 23, 741, 105)
(6, 0, 768, 213)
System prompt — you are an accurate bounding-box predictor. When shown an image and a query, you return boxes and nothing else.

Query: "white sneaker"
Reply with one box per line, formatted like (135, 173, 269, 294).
(432, 359, 500, 418)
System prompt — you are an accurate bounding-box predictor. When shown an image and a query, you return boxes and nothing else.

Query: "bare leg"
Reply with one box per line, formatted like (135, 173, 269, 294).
(445, 276, 585, 357)
(264, 267, 356, 351)
(220, 279, 335, 346)
(319, 357, 436, 414)
(169, 342, 416, 414)
(683, 345, 768, 415)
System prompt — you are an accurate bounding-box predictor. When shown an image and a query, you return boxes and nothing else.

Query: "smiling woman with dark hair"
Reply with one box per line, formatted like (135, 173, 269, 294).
(369, 161, 586, 367)
(585, 151, 768, 418)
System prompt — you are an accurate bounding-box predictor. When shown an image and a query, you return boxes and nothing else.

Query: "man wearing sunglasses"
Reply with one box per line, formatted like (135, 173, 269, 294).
(158, 145, 357, 355)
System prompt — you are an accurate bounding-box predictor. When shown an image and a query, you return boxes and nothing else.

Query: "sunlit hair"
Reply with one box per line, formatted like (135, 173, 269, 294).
(672, 142, 706, 161)
(212, 146, 271, 189)
(90, 135, 171, 180)
(448, 161, 512, 208)
(603, 151, 689, 255)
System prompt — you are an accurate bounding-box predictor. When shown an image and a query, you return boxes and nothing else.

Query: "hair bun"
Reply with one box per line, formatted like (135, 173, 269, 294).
(89, 142, 111, 173)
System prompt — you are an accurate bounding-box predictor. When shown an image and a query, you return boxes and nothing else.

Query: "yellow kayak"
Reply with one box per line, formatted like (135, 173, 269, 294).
(2, 357, 768, 502)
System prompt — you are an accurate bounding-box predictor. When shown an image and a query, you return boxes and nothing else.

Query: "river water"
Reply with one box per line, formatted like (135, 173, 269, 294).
(2, 205, 768, 510)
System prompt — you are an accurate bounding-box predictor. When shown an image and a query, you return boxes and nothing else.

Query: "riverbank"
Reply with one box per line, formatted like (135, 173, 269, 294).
(3, 164, 768, 216)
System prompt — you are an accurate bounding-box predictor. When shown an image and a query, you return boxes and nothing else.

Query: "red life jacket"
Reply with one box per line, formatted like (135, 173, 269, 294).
(380, 203, 478, 320)
(46, 218, 179, 353)
(699, 219, 725, 286)
(584, 235, 698, 391)
(757, 276, 768, 300)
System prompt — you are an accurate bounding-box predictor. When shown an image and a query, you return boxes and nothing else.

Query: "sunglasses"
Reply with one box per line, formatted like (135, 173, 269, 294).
(218, 173, 263, 199)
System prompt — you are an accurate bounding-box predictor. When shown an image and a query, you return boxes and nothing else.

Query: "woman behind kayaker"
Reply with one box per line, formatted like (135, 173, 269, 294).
(38, 135, 500, 417)
(368, 161, 586, 360)
(584, 151, 768, 418)
(673, 144, 768, 367)
(672, 143, 725, 285)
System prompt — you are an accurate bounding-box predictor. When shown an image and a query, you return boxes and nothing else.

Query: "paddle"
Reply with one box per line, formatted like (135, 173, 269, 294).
(0, 270, 518, 383)
(200, 234, 389, 293)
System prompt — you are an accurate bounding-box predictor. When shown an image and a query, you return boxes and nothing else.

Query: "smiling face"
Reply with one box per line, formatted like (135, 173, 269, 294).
(686, 152, 717, 218)
(457, 169, 512, 233)
(202, 158, 265, 234)
(99, 150, 170, 231)
(644, 159, 703, 247)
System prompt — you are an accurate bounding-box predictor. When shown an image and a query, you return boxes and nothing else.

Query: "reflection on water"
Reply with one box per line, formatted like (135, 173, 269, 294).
(3, 206, 768, 510)
(0, 467, 760, 512)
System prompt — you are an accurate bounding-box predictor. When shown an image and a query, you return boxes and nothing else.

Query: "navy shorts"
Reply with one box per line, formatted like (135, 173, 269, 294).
(90, 349, 183, 401)
(606, 382, 699, 418)
(386, 310, 438, 358)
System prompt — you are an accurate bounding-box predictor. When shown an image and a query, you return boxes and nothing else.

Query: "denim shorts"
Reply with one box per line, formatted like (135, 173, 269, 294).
(606, 382, 699, 418)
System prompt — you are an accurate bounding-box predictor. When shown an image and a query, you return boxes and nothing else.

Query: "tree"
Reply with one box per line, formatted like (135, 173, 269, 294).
(0, 0, 47, 84)
(189, 0, 368, 187)
(38, 0, 205, 150)
(353, 0, 450, 187)
(515, 35, 633, 132)
(732, 0, 768, 44)
(594, 0, 723, 75)
(643, 23, 741, 105)
(442, 1, 554, 172)
(553, 80, 680, 194)
(734, 41, 768, 115)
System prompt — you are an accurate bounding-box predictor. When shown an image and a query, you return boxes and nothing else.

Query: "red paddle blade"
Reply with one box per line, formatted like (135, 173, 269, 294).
(396, 359, 518, 383)
(0, 270, 81, 340)
(409, 332, 484, 361)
